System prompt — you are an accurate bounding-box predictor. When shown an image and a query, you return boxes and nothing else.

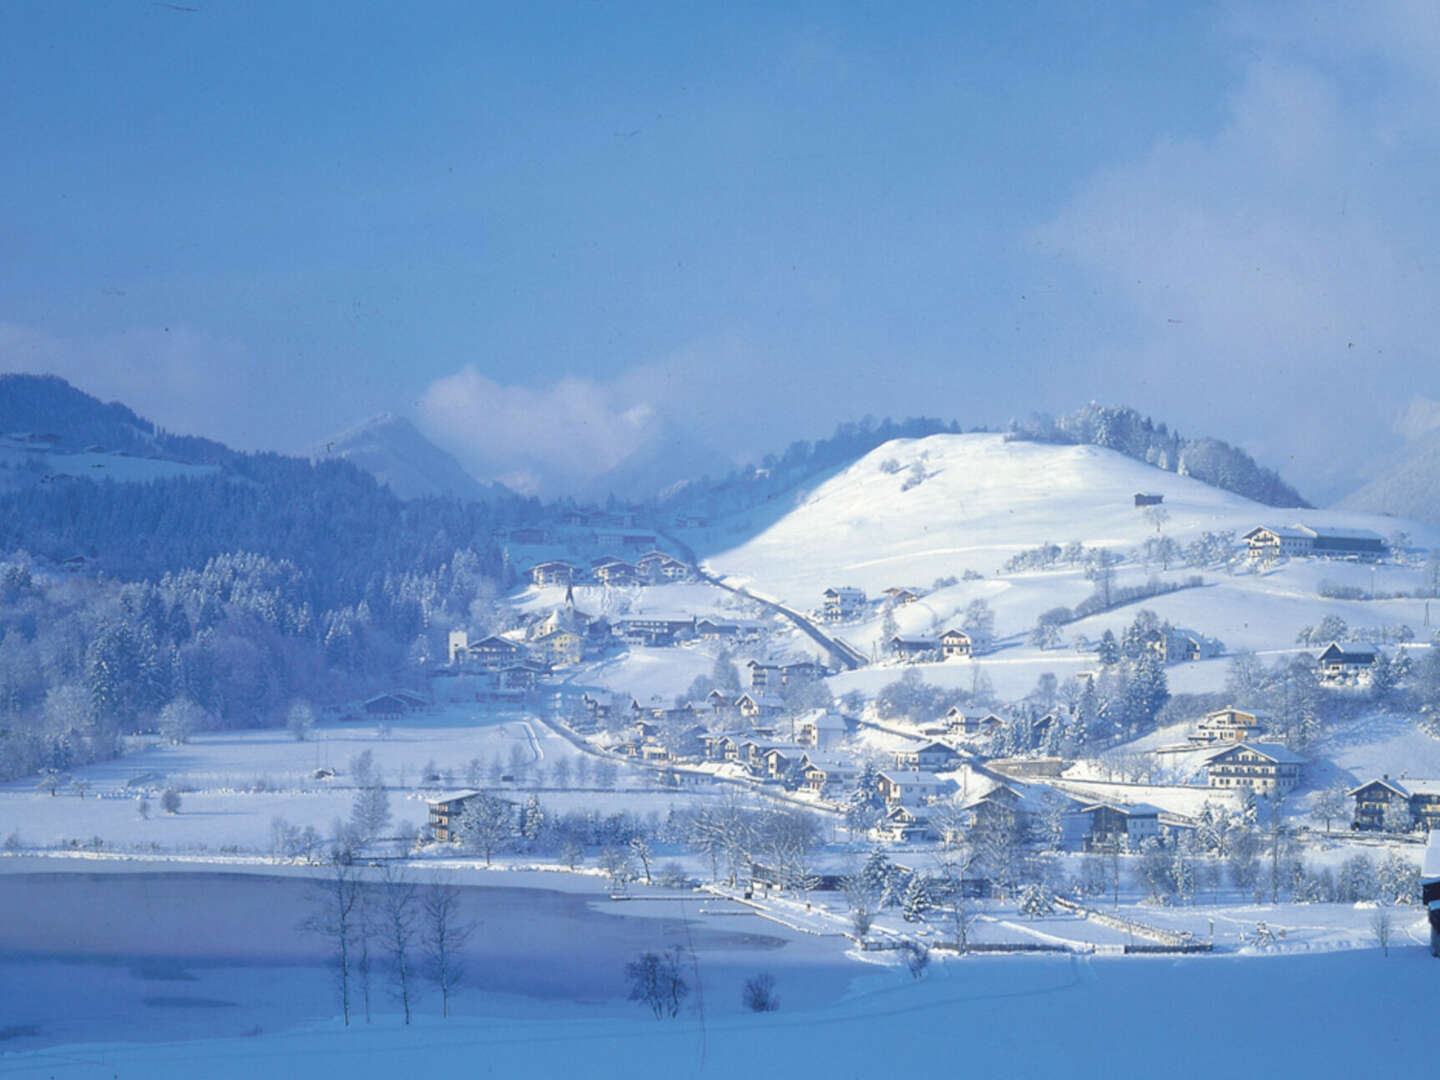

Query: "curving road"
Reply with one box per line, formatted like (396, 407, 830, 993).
(656, 526, 866, 672)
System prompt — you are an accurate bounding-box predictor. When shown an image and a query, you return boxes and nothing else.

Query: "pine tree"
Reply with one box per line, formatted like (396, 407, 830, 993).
(520, 794, 545, 844)
(859, 848, 891, 906)
(1097, 630, 1119, 667)
(901, 874, 933, 922)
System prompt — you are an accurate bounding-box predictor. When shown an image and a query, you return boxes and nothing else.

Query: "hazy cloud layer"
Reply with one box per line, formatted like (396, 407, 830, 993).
(415, 366, 661, 495)
(1035, 2, 1440, 501)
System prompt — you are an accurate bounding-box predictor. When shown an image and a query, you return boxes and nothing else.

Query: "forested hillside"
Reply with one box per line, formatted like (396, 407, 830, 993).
(0, 373, 233, 464)
(1006, 404, 1309, 508)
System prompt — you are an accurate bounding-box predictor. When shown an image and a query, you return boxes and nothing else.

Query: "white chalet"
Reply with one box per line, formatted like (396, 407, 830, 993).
(821, 586, 866, 623)
(1205, 742, 1305, 797)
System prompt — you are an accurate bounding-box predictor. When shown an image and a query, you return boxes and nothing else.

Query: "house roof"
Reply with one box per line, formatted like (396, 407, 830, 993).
(1350, 777, 1440, 799)
(1424, 831, 1440, 881)
(1207, 741, 1306, 765)
(1317, 641, 1379, 661)
(1246, 524, 1314, 540)
(878, 769, 946, 786)
(427, 789, 482, 805)
(1078, 801, 1162, 818)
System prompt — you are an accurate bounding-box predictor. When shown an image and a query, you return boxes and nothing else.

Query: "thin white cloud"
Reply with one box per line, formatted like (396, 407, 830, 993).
(1034, 5, 1440, 501)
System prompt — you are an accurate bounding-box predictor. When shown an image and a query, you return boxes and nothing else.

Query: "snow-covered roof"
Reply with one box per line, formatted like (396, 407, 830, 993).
(1312, 526, 1386, 541)
(1352, 777, 1440, 798)
(1207, 741, 1306, 765)
(1424, 831, 1440, 881)
(878, 769, 946, 785)
(427, 789, 482, 805)
(1318, 641, 1379, 659)
(1078, 801, 1162, 818)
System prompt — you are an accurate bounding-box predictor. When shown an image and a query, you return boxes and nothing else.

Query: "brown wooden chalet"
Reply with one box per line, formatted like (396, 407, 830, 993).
(592, 559, 637, 587)
(529, 560, 576, 588)
(362, 693, 409, 721)
(1077, 802, 1161, 851)
(426, 790, 493, 842)
(889, 636, 937, 661)
(1349, 777, 1440, 832)
(1316, 642, 1380, 682)
(468, 634, 528, 669)
(635, 550, 691, 582)
(874, 804, 936, 842)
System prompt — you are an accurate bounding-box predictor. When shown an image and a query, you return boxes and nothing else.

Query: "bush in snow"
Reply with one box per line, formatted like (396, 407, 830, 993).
(1018, 883, 1056, 919)
(625, 947, 689, 1019)
(900, 940, 930, 980)
(742, 972, 779, 1012)
(161, 787, 182, 814)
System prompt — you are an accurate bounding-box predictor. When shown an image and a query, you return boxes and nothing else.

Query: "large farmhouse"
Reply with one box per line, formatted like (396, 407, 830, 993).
(1205, 742, 1305, 797)
(1244, 524, 1387, 560)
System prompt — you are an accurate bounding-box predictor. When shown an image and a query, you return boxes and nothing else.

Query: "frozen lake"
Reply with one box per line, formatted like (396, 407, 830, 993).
(0, 864, 858, 1053)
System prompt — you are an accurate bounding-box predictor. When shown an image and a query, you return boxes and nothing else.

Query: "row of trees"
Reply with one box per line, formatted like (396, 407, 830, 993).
(304, 862, 474, 1026)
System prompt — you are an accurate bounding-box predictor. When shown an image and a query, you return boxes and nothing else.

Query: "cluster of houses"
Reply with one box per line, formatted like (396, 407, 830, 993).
(529, 549, 692, 590)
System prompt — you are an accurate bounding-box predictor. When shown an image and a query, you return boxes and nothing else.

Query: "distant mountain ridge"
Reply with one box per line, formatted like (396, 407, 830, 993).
(311, 413, 512, 502)
(1335, 426, 1440, 528)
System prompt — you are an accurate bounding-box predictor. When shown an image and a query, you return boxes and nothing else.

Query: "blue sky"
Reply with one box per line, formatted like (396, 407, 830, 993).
(3, 2, 1437, 499)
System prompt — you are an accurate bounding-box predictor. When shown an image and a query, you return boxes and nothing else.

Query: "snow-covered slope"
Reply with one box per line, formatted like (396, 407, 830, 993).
(705, 433, 1428, 602)
(312, 413, 502, 502)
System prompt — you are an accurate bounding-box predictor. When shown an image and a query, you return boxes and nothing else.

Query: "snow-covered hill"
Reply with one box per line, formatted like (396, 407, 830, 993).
(700, 433, 1437, 699)
(705, 433, 1428, 600)
(312, 413, 506, 502)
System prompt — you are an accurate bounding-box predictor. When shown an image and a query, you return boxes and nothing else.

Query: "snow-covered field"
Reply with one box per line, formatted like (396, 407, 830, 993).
(0, 706, 665, 853)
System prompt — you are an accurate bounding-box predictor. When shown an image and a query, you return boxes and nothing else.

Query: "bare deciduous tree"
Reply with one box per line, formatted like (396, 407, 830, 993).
(423, 874, 476, 1018)
(379, 865, 420, 1024)
(302, 856, 362, 1026)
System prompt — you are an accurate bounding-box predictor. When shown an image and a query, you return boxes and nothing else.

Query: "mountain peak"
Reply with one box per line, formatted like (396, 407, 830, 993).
(312, 413, 500, 502)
